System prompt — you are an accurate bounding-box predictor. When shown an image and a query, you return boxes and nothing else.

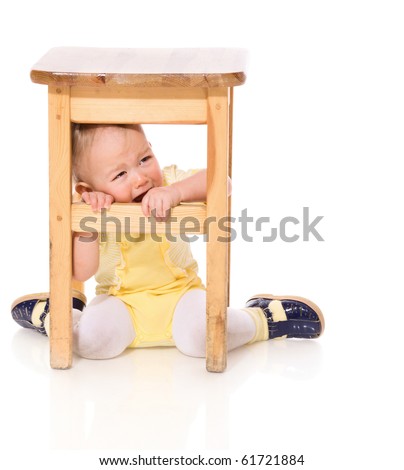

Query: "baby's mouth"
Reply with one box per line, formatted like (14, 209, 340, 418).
(133, 189, 150, 203)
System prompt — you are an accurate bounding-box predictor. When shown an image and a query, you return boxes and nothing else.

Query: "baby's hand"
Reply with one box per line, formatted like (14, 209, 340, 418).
(141, 186, 181, 221)
(81, 191, 115, 212)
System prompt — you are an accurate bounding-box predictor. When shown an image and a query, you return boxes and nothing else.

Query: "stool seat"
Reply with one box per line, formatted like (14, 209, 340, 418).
(31, 47, 247, 373)
(31, 47, 247, 88)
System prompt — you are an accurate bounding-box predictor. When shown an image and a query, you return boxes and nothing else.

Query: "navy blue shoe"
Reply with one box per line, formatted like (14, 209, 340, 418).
(11, 290, 87, 335)
(245, 294, 324, 339)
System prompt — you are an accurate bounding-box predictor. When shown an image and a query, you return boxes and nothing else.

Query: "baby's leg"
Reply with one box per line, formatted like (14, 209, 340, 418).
(172, 289, 264, 358)
(71, 294, 136, 359)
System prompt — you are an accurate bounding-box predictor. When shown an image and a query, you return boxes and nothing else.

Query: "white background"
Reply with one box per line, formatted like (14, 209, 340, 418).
(1, 1, 403, 469)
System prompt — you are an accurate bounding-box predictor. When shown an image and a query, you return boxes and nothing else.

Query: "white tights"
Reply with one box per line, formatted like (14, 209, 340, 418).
(72, 294, 135, 359)
(172, 289, 256, 357)
(72, 290, 256, 360)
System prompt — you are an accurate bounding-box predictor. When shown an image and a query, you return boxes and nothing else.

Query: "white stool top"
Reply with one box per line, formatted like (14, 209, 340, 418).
(31, 47, 248, 88)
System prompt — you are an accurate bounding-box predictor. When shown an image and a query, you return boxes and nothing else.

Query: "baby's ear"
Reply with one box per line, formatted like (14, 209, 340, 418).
(75, 182, 93, 195)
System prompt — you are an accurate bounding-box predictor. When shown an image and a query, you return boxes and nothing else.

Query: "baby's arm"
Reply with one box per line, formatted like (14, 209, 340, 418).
(170, 169, 232, 201)
(73, 232, 99, 282)
(170, 169, 208, 203)
(73, 190, 112, 281)
(142, 169, 232, 219)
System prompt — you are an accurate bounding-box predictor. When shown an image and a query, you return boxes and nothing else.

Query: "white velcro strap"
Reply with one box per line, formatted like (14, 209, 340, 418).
(31, 300, 47, 327)
(268, 300, 287, 322)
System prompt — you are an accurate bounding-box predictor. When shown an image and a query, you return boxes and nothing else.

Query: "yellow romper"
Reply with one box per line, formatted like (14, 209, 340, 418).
(95, 165, 205, 348)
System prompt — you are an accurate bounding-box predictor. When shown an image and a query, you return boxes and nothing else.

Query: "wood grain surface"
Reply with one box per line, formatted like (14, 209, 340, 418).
(31, 47, 247, 88)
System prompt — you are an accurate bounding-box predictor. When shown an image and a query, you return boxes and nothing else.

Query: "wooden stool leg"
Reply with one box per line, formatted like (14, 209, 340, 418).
(206, 88, 229, 372)
(227, 87, 234, 306)
(48, 86, 73, 369)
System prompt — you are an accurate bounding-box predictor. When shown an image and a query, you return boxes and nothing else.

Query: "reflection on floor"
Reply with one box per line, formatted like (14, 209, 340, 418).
(10, 327, 324, 450)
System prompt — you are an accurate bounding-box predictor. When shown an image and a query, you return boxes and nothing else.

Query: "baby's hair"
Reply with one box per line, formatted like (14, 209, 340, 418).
(72, 123, 144, 182)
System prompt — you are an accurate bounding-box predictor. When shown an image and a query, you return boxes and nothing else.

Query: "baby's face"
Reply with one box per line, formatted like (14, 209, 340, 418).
(80, 126, 163, 203)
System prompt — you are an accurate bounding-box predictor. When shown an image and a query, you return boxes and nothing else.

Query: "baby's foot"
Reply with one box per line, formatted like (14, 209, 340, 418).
(11, 290, 86, 335)
(246, 294, 324, 339)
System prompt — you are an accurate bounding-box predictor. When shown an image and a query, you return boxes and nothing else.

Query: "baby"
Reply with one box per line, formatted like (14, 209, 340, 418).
(11, 124, 324, 359)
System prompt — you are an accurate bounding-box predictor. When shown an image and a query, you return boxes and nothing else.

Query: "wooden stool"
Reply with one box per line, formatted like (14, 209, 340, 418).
(31, 47, 247, 372)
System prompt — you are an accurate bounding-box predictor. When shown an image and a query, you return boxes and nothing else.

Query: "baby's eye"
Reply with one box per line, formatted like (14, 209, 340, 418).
(139, 156, 151, 165)
(113, 171, 126, 181)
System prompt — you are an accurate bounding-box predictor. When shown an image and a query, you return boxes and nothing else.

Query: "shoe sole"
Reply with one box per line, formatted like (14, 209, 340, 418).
(11, 289, 87, 310)
(247, 293, 325, 336)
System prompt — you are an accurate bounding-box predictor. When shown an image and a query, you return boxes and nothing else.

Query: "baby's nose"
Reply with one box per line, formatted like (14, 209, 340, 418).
(132, 171, 148, 187)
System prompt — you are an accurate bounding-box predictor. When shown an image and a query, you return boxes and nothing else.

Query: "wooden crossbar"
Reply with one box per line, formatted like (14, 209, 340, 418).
(72, 202, 207, 234)
(71, 87, 207, 124)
